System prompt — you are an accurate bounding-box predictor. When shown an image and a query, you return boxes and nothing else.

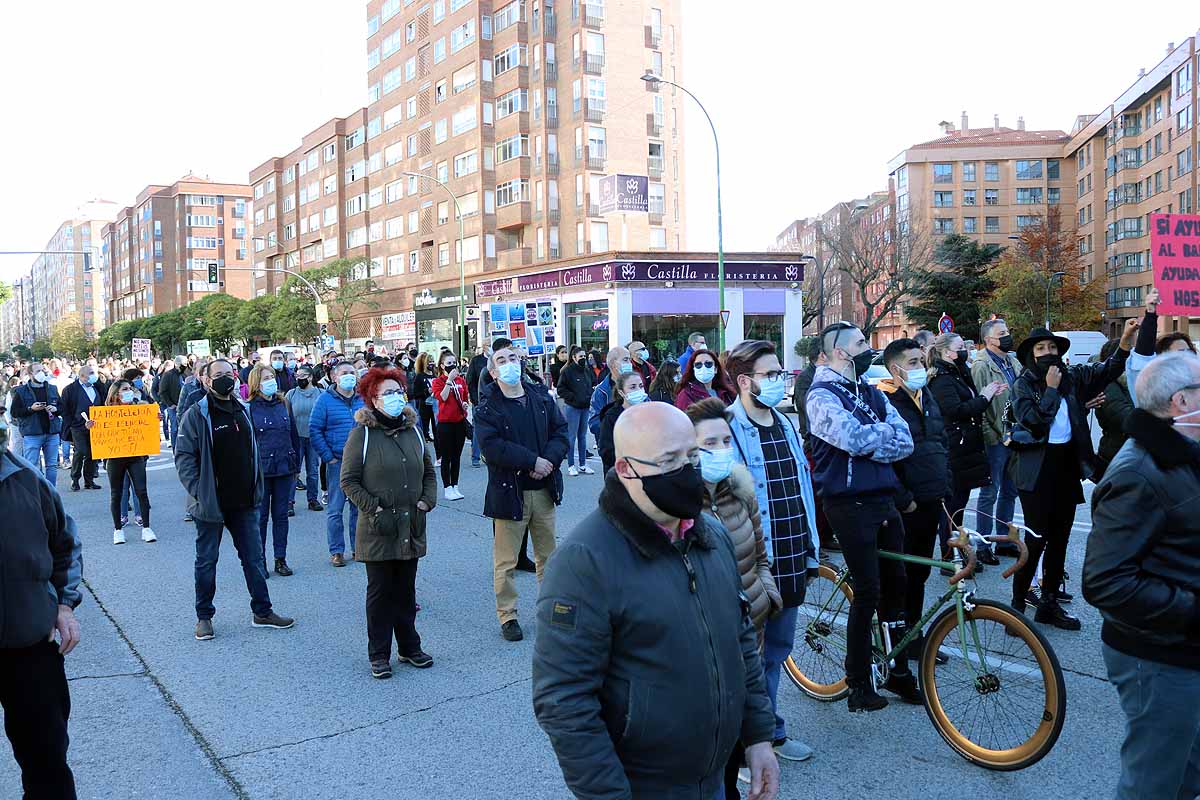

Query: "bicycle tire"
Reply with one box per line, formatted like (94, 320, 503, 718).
(785, 562, 854, 700)
(919, 599, 1066, 771)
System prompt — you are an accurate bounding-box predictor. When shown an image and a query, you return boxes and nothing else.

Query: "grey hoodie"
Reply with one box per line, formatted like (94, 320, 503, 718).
(285, 384, 322, 438)
(175, 394, 264, 524)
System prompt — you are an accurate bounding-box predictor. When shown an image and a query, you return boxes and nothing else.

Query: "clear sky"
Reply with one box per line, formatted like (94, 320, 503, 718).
(0, 0, 1191, 281)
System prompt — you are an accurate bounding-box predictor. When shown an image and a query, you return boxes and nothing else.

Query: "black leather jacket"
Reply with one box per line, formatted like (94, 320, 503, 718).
(1084, 409, 1200, 669)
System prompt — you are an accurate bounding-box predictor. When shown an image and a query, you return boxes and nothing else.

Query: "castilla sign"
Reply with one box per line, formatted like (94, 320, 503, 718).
(474, 260, 806, 297)
(599, 174, 650, 214)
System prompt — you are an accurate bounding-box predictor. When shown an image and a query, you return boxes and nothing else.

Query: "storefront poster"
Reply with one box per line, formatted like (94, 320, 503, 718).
(496, 261, 804, 297)
(508, 302, 524, 323)
(527, 325, 547, 356)
(599, 174, 650, 214)
(525, 304, 539, 324)
(381, 311, 416, 342)
(537, 303, 554, 327)
(489, 303, 509, 322)
(89, 403, 162, 460)
(510, 321, 526, 340)
(1151, 213, 1200, 315)
(491, 320, 508, 333)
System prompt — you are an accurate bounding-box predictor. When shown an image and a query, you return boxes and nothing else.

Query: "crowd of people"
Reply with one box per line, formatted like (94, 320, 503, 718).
(5, 293, 1200, 799)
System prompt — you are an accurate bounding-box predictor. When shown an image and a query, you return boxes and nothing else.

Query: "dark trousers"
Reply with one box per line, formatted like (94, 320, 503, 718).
(436, 420, 467, 486)
(68, 428, 97, 484)
(258, 475, 291, 560)
(418, 403, 438, 455)
(107, 457, 149, 529)
(939, 485, 971, 552)
(723, 739, 745, 800)
(900, 499, 942, 663)
(824, 497, 907, 684)
(194, 507, 272, 620)
(365, 559, 421, 662)
(1013, 444, 1079, 606)
(0, 641, 76, 799)
(805, 451, 836, 551)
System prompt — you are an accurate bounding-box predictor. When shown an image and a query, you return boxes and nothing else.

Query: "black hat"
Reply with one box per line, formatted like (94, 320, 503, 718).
(1016, 327, 1071, 364)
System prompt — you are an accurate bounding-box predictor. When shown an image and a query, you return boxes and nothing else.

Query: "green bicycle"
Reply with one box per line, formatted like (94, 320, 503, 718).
(785, 517, 1067, 771)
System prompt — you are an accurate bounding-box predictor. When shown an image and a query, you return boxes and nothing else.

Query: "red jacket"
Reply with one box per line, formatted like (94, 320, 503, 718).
(431, 374, 469, 423)
(632, 359, 657, 387)
(673, 378, 735, 411)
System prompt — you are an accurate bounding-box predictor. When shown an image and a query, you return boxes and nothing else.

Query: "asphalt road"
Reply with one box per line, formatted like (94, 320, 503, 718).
(0, 438, 1124, 799)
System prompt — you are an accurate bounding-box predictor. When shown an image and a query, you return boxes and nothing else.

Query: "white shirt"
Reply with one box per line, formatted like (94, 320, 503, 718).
(81, 381, 96, 404)
(1048, 396, 1072, 444)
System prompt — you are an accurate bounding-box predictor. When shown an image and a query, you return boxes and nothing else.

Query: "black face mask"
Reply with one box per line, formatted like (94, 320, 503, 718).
(297, 378, 310, 388)
(211, 375, 236, 397)
(849, 349, 875, 377)
(629, 462, 705, 521)
(1033, 354, 1062, 378)
(954, 349, 968, 366)
(997, 334, 1014, 352)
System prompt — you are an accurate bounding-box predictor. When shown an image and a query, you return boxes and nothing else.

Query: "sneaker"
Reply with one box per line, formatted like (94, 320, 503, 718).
(84, 482, 102, 490)
(884, 672, 924, 704)
(307, 500, 325, 511)
(274, 558, 293, 577)
(331, 553, 346, 567)
(113, 529, 126, 545)
(134, 514, 143, 527)
(70, 482, 79, 492)
(252, 612, 295, 630)
(295, 481, 306, 491)
(371, 660, 393, 679)
(772, 737, 814, 762)
(568, 465, 579, 477)
(1026, 588, 1042, 607)
(321, 491, 329, 504)
(501, 620, 524, 641)
(1034, 599, 1081, 631)
(120, 515, 129, 527)
(398, 650, 434, 669)
(444, 486, 460, 501)
(847, 683, 888, 713)
(194, 619, 214, 640)
(977, 548, 1000, 566)
(579, 466, 595, 475)
(141, 527, 157, 543)
(183, 512, 193, 522)
(287, 504, 296, 518)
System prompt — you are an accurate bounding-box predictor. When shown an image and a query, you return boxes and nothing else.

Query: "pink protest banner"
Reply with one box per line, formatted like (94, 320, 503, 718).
(1151, 212, 1200, 315)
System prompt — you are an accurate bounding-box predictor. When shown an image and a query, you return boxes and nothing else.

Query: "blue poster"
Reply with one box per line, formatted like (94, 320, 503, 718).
(490, 303, 509, 322)
(527, 326, 546, 356)
(507, 302, 524, 323)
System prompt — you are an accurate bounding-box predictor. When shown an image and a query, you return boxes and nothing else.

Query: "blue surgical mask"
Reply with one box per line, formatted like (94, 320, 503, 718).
(625, 389, 648, 405)
(261, 379, 279, 397)
(699, 446, 736, 483)
(287, 360, 297, 370)
(119, 390, 135, 404)
(271, 359, 284, 370)
(338, 374, 357, 391)
(619, 362, 633, 375)
(133, 378, 144, 389)
(694, 365, 716, 384)
(87, 373, 99, 384)
(380, 394, 406, 417)
(901, 367, 928, 393)
(753, 375, 787, 408)
(498, 361, 522, 385)
(638, 349, 649, 361)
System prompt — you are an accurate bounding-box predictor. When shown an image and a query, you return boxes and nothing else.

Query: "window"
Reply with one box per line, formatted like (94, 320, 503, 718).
(435, 118, 448, 143)
(408, 211, 419, 234)
(650, 227, 667, 249)
(456, 191, 479, 218)
(1048, 187, 1061, 204)
(649, 182, 665, 214)
(933, 163, 953, 183)
(962, 189, 976, 206)
(406, 20, 417, 42)
(452, 105, 477, 136)
(382, 0, 400, 21)
(323, 206, 338, 226)
(962, 217, 977, 234)
(985, 216, 1000, 233)
(434, 37, 446, 64)
(984, 189, 999, 206)
(496, 179, 529, 206)
(933, 191, 953, 208)
(1016, 188, 1043, 204)
(984, 162, 999, 181)
(1015, 160, 1042, 180)
(496, 134, 529, 162)
(576, 222, 586, 254)
(1016, 215, 1039, 231)
(1047, 159, 1060, 180)
(367, 14, 381, 36)
(367, 83, 381, 104)
(346, 127, 365, 150)
(437, 201, 449, 225)
(345, 194, 367, 216)
(452, 63, 476, 93)
(962, 162, 976, 182)
(1178, 63, 1192, 98)
(457, 235, 480, 262)
(933, 218, 954, 234)
(496, 88, 528, 118)
(433, 0, 445, 22)
(345, 159, 366, 183)
(388, 254, 404, 275)
(450, 19, 476, 53)
(495, 0, 523, 31)
(382, 67, 402, 95)
(281, 196, 295, 213)
(409, 251, 420, 272)
(1179, 106, 1192, 134)
(495, 44, 526, 76)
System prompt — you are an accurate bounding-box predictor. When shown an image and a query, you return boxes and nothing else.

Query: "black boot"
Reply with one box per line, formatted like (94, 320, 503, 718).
(515, 529, 536, 572)
(847, 679, 888, 713)
(1035, 590, 1081, 631)
(883, 670, 924, 704)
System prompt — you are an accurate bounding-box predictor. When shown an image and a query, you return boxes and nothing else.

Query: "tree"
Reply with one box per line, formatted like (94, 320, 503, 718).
(802, 256, 831, 330)
(49, 314, 94, 360)
(905, 234, 1003, 341)
(0, 281, 12, 306)
(177, 294, 245, 354)
(819, 212, 935, 337)
(304, 257, 379, 344)
(984, 207, 1104, 340)
(12, 343, 31, 361)
(30, 339, 53, 360)
(96, 319, 142, 358)
(268, 281, 317, 344)
(138, 309, 184, 357)
(235, 294, 278, 346)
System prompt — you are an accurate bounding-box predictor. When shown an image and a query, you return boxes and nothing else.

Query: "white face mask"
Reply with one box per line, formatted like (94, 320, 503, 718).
(1173, 407, 1200, 428)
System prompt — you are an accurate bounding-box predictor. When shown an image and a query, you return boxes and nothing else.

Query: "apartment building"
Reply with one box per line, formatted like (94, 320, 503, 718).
(104, 176, 253, 324)
(356, 0, 685, 327)
(1068, 40, 1200, 338)
(249, 111, 369, 296)
(0, 277, 29, 347)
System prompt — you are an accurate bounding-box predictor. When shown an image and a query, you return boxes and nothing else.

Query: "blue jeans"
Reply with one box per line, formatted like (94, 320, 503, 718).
(324, 460, 359, 555)
(59, 436, 71, 464)
(194, 507, 272, 620)
(121, 473, 144, 519)
(22, 433, 60, 485)
(763, 605, 799, 741)
(298, 437, 320, 503)
(975, 443, 1019, 536)
(1103, 644, 1200, 800)
(166, 406, 179, 446)
(259, 475, 291, 560)
(563, 406, 588, 467)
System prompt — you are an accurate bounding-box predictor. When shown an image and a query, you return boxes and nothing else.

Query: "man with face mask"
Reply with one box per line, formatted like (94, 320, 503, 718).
(175, 359, 294, 640)
(626, 340, 658, 387)
(1007, 322, 1135, 631)
(533, 402, 780, 800)
(587, 346, 632, 439)
(285, 367, 324, 512)
(1084, 352, 1200, 800)
(971, 318, 1023, 555)
(309, 362, 366, 566)
(806, 322, 914, 712)
(9, 363, 63, 485)
(59, 364, 105, 492)
(726, 339, 819, 762)
(268, 349, 296, 394)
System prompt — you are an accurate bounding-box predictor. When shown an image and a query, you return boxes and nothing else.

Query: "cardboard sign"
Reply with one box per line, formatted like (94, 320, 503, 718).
(89, 403, 162, 460)
(132, 338, 152, 360)
(1151, 213, 1200, 315)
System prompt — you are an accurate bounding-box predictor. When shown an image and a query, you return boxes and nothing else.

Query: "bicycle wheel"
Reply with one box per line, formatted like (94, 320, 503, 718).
(785, 563, 854, 700)
(919, 599, 1066, 771)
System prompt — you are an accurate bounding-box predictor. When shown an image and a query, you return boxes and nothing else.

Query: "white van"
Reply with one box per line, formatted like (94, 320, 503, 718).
(1056, 330, 1108, 364)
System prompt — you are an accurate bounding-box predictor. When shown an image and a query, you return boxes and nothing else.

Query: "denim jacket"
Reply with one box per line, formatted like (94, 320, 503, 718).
(726, 398, 819, 568)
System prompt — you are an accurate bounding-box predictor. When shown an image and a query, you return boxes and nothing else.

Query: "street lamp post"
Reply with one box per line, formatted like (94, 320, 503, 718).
(641, 72, 726, 351)
(401, 171, 467, 356)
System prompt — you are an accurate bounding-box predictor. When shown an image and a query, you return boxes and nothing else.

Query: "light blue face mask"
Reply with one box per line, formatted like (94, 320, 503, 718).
(380, 394, 406, 417)
(261, 379, 279, 397)
(753, 375, 787, 408)
(901, 367, 928, 393)
(498, 361, 522, 385)
(87, 373, 99, 384)
(638, 349, 650, 361)
(119, 390, 135, 404)
(338, 374, 357, 391)
(694, 365, 716, 384)
(619, 362, 633, 375)
(271, 360, 284, 370)
(625, 389, 648, 405)
(699, 446, 736, 483)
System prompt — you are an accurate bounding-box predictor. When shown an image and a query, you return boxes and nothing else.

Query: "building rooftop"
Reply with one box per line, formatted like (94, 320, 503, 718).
(910, 126, 1070, 149)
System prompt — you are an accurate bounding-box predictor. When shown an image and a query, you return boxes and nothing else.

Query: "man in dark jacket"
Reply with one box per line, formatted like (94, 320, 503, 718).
(1093, 338, 1135, 481)
(9, 363, 63, 484)
(1084, 352, 1200, 800)
(533, 402, 780, 800)
(476, 344, 568, 643)
(0, 425, 83, 798)
(58, 364, 104, 491)
(465, 344, 489, 467)
(157, 357, 185, 447)
(627, 339, 657, 386)
(268, 349, 296, 394)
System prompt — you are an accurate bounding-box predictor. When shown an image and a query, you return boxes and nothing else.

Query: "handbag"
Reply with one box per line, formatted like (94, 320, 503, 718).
(1002, 394, 1040, 450)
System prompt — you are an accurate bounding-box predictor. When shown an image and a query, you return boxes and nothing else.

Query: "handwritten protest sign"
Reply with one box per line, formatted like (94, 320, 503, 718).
(89, 403, 161, 459)
(1151, 213, 1200, 315)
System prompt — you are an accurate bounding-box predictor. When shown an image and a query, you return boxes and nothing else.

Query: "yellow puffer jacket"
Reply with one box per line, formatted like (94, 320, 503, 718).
(706, 463, 782, 637)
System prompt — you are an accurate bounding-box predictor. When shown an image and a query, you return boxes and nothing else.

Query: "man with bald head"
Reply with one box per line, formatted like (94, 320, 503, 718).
(533, 402, 781, 800)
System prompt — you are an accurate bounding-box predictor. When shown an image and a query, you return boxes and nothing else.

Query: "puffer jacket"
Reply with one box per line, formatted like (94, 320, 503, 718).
(1084, 409, 1200, 669)
(555, 361, 595, 410)
(878, 378, 950, 508)
(247, 395, 301, 478)
(532, 471, 774, 800)
(341, 407, 438, 562)
(673, 378, 735, 412)
(706, 463, 781, 636)
(309, 385, 365, 463)
(927, 359, 991, 492)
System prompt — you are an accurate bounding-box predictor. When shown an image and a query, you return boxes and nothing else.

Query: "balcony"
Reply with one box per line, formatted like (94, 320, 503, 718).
(649, 211, 664, 225)
(645, 25, 662, 48)
(583, 3, 604, 28)
(647, 155, 664, 178)
(544, 12, 557, 35)
(545, 61, 557, 81)
(498, 247, 533, 270)
(496, 201, 532, 229)
(584, 99, 606, 123)
(546, 153, 559, 175)
(646, 113, 662, 136)
(644, 76, 660, 92)
(587, 146, 607, 171)
(545, 108, 559, 128)
(548, 207, 560, 223)
(584, 53, 605, 75)
(586, 195, 600, 217)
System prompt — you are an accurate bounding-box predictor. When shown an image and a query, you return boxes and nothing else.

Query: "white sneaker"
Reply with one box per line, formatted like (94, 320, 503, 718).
(580, 466, 596, 475)
(568, 466, 579, 476)
(450, 486, 464, 500)
(113, 529, 126, 545)
(435, 458, 442, 467)
(141, 527, 157, 543)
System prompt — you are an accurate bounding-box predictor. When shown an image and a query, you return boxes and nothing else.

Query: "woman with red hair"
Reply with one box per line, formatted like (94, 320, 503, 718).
(674, 348, 736, 410)
(340, 368, 438, 679)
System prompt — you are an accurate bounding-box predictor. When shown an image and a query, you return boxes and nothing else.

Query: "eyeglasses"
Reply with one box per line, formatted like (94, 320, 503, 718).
(626, 451, 701, 472)
(750, 370, 795, 384)
(693, 360, 717, 369)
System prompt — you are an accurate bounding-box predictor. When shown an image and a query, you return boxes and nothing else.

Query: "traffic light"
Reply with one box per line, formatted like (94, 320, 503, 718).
(207, 262, 219, 284)
(320, 323, 329, 337)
